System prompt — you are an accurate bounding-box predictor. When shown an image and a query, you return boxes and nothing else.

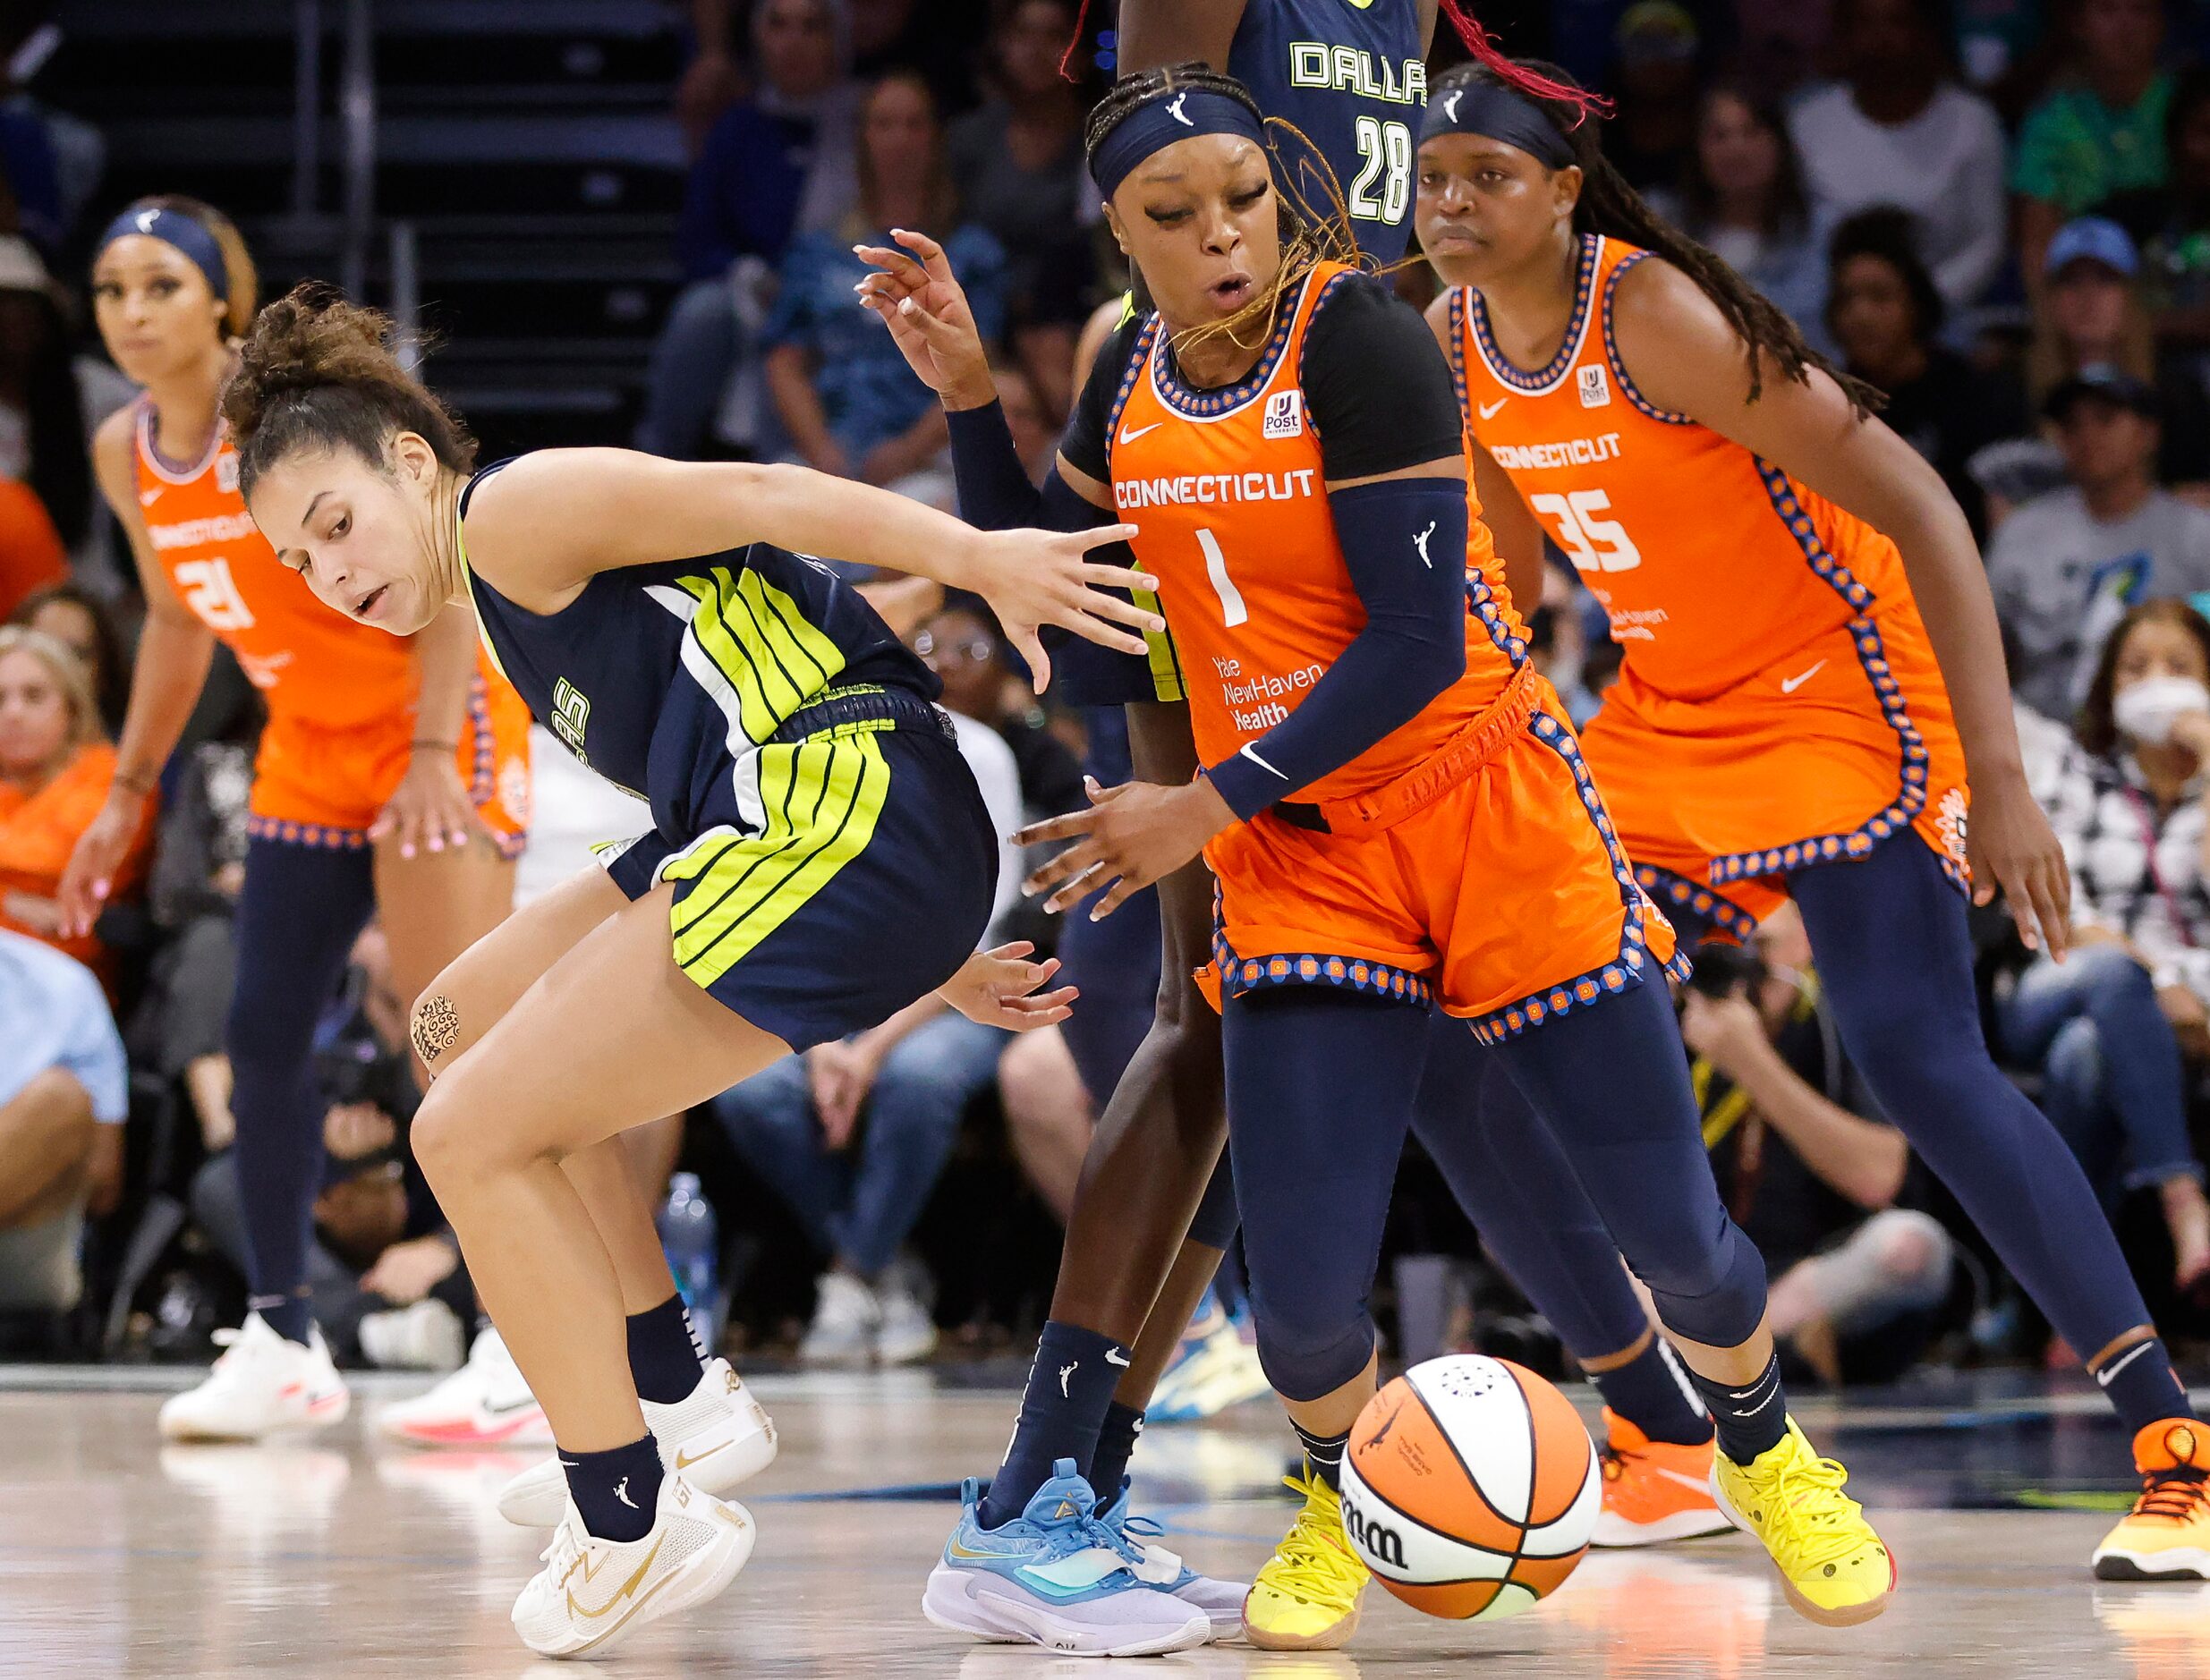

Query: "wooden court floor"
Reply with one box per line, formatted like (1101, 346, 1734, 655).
(0, 1368, 2197, 1677)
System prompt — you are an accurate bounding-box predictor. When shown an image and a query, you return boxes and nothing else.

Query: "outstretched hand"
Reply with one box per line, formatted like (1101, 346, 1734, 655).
(940, 940, 1079, 1030)
(854, 229, 995, 409)
(1015, 776, 1235, 921)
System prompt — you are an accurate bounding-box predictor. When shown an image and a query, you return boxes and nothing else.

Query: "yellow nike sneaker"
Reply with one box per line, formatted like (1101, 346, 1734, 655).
(1243, 1473, 1369, 1651)
(2093, 1420, 2210, 1580)
(1711, 1418, 1894, 1625)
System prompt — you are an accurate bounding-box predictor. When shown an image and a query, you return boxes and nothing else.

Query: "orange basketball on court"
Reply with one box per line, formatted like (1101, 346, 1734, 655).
(1339, 1354, 1601, 1621)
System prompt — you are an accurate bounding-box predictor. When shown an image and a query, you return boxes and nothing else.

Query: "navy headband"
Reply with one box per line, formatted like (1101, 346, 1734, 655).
(96, 206, 228, 303)
(1091, 88, 1270, 201)
(1419, 81, 1577, 170)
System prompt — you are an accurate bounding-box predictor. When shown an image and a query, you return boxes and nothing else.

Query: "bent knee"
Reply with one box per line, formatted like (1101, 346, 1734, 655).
(408, 982, 470, 1080)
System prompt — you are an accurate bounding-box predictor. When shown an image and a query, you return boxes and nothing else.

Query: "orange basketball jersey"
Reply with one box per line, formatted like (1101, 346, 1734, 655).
(1445, 235, 1970, 920)
(134, 400, 531, 846)
(1104, 260, 1525, 813)
(1448, 235, 1932, 701)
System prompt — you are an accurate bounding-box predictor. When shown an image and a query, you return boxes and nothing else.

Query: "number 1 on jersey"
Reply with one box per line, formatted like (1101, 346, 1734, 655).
(1196, 527, 1248, 627)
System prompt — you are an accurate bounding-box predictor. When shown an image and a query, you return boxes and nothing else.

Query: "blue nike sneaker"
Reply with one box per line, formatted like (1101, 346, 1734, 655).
(1098, 1480, 1248, 1640)
(922, 1458, 1211, 1656)
(1150, 1293, 1271, 1424)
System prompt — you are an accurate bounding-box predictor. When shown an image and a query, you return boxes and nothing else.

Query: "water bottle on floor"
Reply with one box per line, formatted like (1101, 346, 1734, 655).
(658, 1172, 723, 1352)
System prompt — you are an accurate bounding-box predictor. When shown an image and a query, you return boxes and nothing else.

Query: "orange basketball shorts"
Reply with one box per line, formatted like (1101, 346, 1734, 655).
(247, 671, 533, 856)
(1579, 607, 1972, 942)
(1199, 675, 1685, 1046)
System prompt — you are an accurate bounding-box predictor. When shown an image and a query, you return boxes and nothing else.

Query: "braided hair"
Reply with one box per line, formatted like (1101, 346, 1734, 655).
(1084, 63, 1362, 356)
(1433, 60, 1879, 412)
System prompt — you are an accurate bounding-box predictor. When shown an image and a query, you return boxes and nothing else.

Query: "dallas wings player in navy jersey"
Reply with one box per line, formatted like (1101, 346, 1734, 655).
(1124, 0, 1433, 260)
(217, 284, 1160, 1659)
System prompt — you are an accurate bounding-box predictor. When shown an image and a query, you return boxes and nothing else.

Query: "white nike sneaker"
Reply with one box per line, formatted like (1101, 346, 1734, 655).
(157, 1313, 351, 1442)
(379, 1326, 555, 1448)
(510, 1471, 755, 1658)
(498, 1357, 778, 1527)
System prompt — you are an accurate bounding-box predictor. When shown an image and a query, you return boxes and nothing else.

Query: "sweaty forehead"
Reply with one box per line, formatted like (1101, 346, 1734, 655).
(94, 234, 197, 280)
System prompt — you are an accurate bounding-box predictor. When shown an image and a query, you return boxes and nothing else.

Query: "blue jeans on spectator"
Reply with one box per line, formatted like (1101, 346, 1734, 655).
(713, 1013, 1008, 1277)
(1998, 943, 2205, 1200)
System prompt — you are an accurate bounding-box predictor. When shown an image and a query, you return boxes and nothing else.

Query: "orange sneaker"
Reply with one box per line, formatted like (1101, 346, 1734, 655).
(1592, 1409, 1734, 1548)
(2093, 1420, 2210, 1581)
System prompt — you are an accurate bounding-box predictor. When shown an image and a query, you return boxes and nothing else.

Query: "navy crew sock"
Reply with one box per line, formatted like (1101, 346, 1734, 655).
(2093, 1335, 2196, 1440)
(979, 1321, 1129, 1529)
(1590, 1335, 1713, 1447)
(1292, 1420, 1351, 1490)
(561, 1434, 663, 1542)
(1088, 1401, 1145, 1506)
(627, 1293, 710, 1405)
(1687, 1350, 1789, 1465)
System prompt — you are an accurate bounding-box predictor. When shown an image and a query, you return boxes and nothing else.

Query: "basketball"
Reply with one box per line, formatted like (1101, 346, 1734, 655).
(1339, 1354, 1602, 1621)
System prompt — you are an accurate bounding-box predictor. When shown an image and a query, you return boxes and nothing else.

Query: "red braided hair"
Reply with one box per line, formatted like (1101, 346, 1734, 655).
(1434, 0, 1606, 120)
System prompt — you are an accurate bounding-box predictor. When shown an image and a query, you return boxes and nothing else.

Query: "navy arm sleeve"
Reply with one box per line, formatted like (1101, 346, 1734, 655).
(945, 311, 1170, 708)
(1202, 277, 1472, 819)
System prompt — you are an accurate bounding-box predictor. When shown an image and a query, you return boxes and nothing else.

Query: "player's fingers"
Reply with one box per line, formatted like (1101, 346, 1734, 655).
(1075, 589, 1168, 634)
(1014, 809, 1101, 849)
(1999, 859, 2040, 953)
(1062, 610, 1153, 658)
(1089, 873, 1144, 921)
(1004, 984, 1079, 1015)
(889, 225, 951, 273)
(1044, 861, 1114, 916)
(1067, 525, 1143, 556)
(982, 939, 1038, 963)
(895, 295, 969, 344)
(1006, 624, 1050, 692)
(2028, 859, 2070, 963)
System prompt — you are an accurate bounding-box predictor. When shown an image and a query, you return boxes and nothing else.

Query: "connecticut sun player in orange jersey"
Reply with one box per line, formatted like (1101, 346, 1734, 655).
(63, 199, 544, 1441)
(865, 65, 1896, 1648)
(1417, 63, 2210, 1580)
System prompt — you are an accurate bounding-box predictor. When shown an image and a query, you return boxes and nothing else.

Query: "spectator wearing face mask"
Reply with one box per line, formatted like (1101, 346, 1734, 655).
(1986, 367, 2210, 716)
(2007, 598, 2210, 1293)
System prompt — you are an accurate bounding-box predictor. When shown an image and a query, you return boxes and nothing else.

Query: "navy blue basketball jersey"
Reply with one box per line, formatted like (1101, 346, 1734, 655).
(1228, 0, 1428, 262)
(457, 458, 934, 823)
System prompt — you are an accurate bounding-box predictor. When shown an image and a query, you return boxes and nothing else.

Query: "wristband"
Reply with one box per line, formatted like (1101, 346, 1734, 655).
(113, 768, 157, 796)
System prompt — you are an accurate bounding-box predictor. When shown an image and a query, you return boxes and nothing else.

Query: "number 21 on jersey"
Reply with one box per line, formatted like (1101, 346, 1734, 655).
(174, 556, 258, 631)
(1529, 488, 1642, 573)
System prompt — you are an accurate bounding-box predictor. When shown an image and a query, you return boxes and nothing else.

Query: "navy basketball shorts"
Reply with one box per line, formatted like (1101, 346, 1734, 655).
(600, 689, 998, 1052)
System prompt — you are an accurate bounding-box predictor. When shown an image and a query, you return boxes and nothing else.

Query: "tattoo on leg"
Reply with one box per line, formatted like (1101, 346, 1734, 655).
(413, 994, 461, 1066)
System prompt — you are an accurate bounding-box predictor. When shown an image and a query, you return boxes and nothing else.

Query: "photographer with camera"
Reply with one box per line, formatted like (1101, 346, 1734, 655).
(1683, 905, 1955, 1386)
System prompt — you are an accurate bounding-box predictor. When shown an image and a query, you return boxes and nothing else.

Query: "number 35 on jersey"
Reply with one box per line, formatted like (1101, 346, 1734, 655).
(1530, 488, 1642, 574)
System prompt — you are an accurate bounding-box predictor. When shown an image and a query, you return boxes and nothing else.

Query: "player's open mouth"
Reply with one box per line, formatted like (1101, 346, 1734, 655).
(354, 583, 389, 621)
(1211, 275, 1253, 309)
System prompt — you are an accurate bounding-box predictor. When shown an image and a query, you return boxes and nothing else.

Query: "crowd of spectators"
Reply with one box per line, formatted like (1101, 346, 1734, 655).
(11, 0, 2210, 1393)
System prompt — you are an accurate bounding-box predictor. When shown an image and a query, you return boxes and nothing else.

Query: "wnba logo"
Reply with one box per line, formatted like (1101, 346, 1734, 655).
(1340, 1489, 1407, 1570)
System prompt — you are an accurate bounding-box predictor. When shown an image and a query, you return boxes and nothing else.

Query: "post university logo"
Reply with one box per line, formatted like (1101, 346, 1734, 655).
(1263, 388, 1305, 439)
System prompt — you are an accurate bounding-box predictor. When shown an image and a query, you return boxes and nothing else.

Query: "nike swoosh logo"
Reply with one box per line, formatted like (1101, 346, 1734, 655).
(1105, 1349, 1130, 1367)
(568, 1532, 665, 1618)
(945, 1537, 1028, 1562)
(1651, 1466, 1716, 1495)
(139, 488, 161, 505)
(1118, 422, 1161, 445)
(2095, 1341, 2156, 1387)
(1779, 660, 1826, 693)
(674, 1443, 727, 1470)
(1477, 397, 1508, 420)
(481, 1395, 541, 1417)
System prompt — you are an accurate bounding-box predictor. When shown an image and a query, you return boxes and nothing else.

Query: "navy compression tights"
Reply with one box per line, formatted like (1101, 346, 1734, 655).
(1226, 976, 1766, 1403)
(225, 836, 379, 1325)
